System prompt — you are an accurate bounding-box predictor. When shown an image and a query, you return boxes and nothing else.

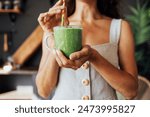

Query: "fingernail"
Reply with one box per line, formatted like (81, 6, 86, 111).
(69, 55, 72, 60)
(70, 58, 74, 61)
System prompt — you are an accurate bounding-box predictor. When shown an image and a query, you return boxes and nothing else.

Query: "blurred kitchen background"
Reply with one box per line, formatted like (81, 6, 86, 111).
(0, 0, 150, 99)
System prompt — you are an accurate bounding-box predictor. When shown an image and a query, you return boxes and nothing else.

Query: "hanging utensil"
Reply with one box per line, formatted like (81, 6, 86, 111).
(4, 33, 8, 52)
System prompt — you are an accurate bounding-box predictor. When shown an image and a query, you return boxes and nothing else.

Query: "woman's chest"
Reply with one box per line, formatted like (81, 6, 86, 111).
(82, 25, 110, 46)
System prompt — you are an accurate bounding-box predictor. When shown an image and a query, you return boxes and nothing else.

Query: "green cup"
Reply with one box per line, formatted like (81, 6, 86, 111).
(54, 25, 82, 58)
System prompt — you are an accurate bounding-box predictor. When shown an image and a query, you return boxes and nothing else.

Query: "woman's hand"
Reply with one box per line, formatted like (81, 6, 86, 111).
(38, 0, 69, 33)
(53, 45, 94, 70)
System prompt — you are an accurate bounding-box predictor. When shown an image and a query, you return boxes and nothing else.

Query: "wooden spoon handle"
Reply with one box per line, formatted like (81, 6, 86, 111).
(4, 33, 8, 52)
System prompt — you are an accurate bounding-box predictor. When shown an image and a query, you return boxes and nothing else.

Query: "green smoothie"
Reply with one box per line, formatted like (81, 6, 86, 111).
(54, 26, 82, 58)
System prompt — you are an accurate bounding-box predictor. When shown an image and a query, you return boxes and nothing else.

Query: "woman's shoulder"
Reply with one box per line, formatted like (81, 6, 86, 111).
(109, 18, 132, 37)
(121, 20, 132, 31)
(119, 19, 134, 47)
(102, 15, 130, 26)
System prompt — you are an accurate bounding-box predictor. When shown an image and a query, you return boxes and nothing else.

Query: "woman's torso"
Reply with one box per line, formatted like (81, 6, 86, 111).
(51, 18, 122, 100)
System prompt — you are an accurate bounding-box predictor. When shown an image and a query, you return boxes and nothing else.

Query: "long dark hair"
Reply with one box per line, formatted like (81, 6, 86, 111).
(66, 0, 121, 18)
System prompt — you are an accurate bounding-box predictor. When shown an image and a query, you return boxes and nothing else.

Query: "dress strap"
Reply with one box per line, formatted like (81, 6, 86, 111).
(109, 19, 122, 44)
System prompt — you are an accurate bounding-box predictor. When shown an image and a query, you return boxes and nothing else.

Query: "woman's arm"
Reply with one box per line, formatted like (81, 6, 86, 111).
(36, 0, 68, 99)
(90, 20, 138, 99)
(36, 33, 59, 99)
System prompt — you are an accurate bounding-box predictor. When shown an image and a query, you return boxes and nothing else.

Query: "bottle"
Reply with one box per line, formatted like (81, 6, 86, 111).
(13, 0, 21, 10)
(3, 0, 12, 9)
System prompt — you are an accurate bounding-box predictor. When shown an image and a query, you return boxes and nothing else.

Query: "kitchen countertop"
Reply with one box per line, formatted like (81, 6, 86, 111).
(0, 86, 35, 100)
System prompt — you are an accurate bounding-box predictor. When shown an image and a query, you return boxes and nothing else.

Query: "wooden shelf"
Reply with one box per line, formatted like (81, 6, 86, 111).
(0, 9, 21, 14)
(0, 68, 37, 75)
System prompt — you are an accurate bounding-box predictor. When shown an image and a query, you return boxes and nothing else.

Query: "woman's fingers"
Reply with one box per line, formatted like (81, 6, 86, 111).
(52, 49, 63, 67)
(62, 0, 69, 26)
(45, 6, 64, 20)
(49, 5, 64, 12)
(53, 0, 63, 7)
(42, 0, 68, 26)
(64, 7, 69, 25)
(38, 12, 47, 23)
(70, 45, 91, 60)
(53, 49, 88, 70)
(74, 56, 89, 68)
(38, 9, 61, 26)
(54, 50, 78, 69)
(38, 5, 64, 23)
(56, 50, 75, 67)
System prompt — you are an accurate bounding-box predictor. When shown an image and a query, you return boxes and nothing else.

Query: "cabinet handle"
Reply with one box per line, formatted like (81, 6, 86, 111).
(4, 33, 8, 52)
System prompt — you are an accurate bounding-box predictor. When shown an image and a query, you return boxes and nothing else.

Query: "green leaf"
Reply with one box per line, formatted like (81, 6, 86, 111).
(127, 16, 139, 24)
(141, 27, 150, 35)
(126, 0, 150, 77)
(148, 9, 150, 17)
(135, 51, 143, 62)
(130, 7, 139, 15)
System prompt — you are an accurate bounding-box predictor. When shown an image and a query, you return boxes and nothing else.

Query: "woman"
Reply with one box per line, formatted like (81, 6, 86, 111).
(36, 0, 138, 100)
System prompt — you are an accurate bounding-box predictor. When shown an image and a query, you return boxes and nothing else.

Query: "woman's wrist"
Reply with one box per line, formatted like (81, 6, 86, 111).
(89, 48, 99, 63)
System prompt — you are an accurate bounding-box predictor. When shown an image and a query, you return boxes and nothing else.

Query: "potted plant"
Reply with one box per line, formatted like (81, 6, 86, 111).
(126, 0, 150, 80)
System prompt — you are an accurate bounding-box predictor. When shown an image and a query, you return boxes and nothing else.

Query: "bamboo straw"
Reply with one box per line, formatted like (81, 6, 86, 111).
(61, 0, 65, 26)
(61, 13, 65, 26)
